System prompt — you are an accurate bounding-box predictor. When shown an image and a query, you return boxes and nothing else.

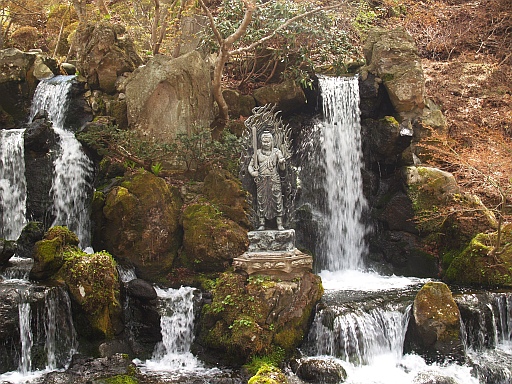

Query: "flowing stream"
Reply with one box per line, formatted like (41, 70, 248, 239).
(0, 129, 27, 240)
(29, 75, 94, 248)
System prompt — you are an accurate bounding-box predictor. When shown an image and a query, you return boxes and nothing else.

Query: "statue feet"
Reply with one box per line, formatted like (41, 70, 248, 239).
(276, 217, 284, 231)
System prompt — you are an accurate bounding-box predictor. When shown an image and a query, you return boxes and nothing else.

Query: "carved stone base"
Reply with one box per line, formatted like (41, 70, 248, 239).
(233, 249, 312, 279)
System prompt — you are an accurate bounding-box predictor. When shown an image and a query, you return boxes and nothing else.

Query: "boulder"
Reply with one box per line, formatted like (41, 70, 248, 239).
(363, 27, 425, 114)
(248, 364, 287, 384)
(57, 250, 122, 339)
(126, 278, 157, 301)
(413, 371, 459, 384)
(444, 225, 512, 288)
(0, 48, 37, 126)
(93, 170, 183, 282)
(294, 358, 347, 384)
(197, 271, 323, 365)
(0, 239, 16, 266)
(364, 115, 412, 165)
(253, 79, 306, 114)
(0, 286, 23, 373)
(180, 202, 248, 272)
(14, 221, 45, 259)
(223, 88, 256, 118)
(404, 282, 464, 363)
(30, 226, 79, 280)
(125, 51, 214, 143)
(75, 22, 142, 94)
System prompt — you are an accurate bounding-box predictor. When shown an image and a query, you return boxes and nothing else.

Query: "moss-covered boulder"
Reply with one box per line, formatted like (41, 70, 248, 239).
(444, 225, 512, 288)
(94, 170, 183, 282)
(404, 282, 464, 363)
(56, 250, 122, 339)
(203, 168, 251, 229)
(180, 202, 248, 272)
(30, 226, 80, 280)
(197, 271, 323, 365)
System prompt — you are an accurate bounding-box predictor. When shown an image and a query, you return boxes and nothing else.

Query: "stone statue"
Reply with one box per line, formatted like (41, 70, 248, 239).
(248, 131, 286, 230)
(241, 104, 292, 231)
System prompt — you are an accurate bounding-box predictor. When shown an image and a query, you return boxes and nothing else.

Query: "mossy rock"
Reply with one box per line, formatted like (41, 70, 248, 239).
(444, 225, 512, 288)
(202, 168, 251, 229)
(95, 170, 183, 282)
(30, 226, 80, 280)
(181, 202, 248, 272)
(57, 250, 122, 339)
(248, 364, 287, 384)
(197, 271, 322, 365)
(404, 282, 464, 363)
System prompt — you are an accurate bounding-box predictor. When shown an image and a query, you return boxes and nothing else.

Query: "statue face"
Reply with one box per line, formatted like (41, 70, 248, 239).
(261, 134, 273, 150)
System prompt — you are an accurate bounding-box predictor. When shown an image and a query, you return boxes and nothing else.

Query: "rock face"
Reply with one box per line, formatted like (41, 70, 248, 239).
(75, 22, 142, 94)
(93, 170, 183, 282)
(125, 51, 214, 143)
(363, 27, 425, 115)
(293, 358, 347, 384)
(197, 271, 323, 365)
(404, 282, 464, 363)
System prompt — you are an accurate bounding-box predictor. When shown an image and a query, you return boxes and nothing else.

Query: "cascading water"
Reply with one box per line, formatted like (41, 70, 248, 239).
(141, 286, 203, 374)
(0, 129, 27, 240)
(299, 75, 368, 272)
(29, 75, 94, 248)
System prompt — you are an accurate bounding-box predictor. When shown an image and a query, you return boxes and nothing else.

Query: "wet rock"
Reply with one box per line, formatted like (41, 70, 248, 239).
(126, 278, 157, 301)
(125, 51, 213, 144)
(404, 282, 464, 363)
(15, 221, 45, 259)
(413, 371, 459, 384)
(223, 88, 256, 118)
(293, 358, 347, 384)
(0, 239, 16, 265)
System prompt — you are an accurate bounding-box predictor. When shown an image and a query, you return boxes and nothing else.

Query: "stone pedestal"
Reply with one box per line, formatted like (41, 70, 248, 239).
(233, 229, 313, 279)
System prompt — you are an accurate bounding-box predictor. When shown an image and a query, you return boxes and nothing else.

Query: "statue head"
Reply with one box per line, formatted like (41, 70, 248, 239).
(261, 131, 273, 150)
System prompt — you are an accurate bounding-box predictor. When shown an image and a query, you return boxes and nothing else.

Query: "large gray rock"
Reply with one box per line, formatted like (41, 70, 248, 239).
(294, 358, 347, 384)
(0, 239, 16, 266)
(125, 51, 214, 143)
(363, 27, 425, 114)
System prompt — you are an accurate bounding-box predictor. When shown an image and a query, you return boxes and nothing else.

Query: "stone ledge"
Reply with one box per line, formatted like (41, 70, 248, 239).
(233, 248, 312, 280)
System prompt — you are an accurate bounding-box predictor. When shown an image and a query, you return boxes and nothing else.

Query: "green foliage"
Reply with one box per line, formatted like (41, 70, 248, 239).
(78, 123, 242, 174)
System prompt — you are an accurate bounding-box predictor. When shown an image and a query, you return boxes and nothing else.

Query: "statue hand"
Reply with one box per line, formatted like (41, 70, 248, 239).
(251, 170, 259, 177)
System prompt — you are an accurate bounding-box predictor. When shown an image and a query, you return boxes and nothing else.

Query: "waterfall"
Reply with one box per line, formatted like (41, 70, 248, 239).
(29, 75, 94, 248)
(141, 286, 202, 373)
(299, 75, 368, 271)
(0, 129, 27, 240)
(18, 289, 33, 375)
(303, 298, 411, 365)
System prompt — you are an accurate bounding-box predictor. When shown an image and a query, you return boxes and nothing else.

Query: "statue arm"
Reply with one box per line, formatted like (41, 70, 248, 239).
(276, 149, 286, 170)
(248, 155, 258, 177)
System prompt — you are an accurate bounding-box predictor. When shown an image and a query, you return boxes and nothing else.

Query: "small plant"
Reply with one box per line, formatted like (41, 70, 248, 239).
(150, 162, 163, 176)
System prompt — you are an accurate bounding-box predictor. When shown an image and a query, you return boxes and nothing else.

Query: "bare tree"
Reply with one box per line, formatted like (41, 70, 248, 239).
(198, 0, 343, 125)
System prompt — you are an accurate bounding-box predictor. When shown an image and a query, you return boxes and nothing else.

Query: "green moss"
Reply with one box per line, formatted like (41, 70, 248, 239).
(245, 348, 286, 375)
(381, 115, 399, 126)
(247, 363, 287, 384)
(45, 226, 80, 246)
(444, 230, 512, 288)
(97, 374, 138, 384)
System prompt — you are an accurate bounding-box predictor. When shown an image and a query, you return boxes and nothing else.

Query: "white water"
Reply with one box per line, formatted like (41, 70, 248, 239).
(139, 286, 204, 373)
(29, 75, 94, 248)
(18, 290, 33, 376)
(0, 129, 27, 240)
(317, 75, 368, 271)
